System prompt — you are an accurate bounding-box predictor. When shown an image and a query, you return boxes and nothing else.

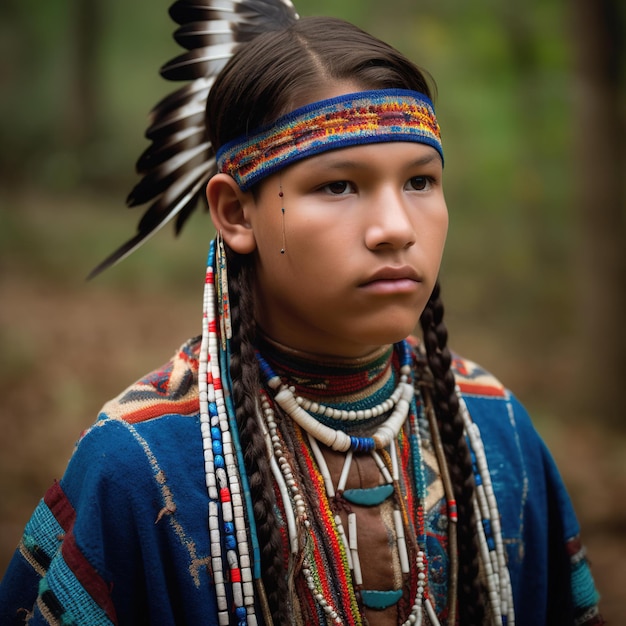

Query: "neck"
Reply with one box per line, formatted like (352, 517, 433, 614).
(257, 333, 403, 408)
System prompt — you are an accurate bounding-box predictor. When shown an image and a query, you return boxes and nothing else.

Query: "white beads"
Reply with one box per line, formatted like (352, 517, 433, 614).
(294, 370, 410, 422)
(347, 513, 362, 586)
(424, 598, 441, 626)
(301, 558, 343, 624)
(198, 246, 256, 625)
(457, 389, 516, 626)
(393, 509, 410, 574)
(399, 551, 428, 626)
(273, 381, 414, 452)
(336, 450, 353, 493)
(260, 395, 311, 545)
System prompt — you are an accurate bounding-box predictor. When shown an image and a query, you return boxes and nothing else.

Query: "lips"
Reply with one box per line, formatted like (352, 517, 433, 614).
(359, 266, 421, 294)
(361, 266, 420, 284)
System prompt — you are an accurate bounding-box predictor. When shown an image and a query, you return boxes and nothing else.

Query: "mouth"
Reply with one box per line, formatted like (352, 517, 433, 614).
(359, 266, 422, 294)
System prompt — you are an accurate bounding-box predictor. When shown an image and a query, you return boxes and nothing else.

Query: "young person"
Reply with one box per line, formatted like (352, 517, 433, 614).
(0, 3, 603, 625)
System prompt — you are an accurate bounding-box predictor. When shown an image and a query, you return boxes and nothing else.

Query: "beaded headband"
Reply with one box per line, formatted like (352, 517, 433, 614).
(216, 89, 443, 191)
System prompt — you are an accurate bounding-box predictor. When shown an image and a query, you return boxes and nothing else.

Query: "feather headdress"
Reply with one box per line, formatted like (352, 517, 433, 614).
(89, 0, 298, 278)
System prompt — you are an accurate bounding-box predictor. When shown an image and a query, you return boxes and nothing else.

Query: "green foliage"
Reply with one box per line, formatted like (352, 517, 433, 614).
(0, 0, 580, 404)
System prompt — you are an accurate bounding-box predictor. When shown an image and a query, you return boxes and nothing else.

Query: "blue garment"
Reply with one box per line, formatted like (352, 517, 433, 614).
(0, 338, 602, 625)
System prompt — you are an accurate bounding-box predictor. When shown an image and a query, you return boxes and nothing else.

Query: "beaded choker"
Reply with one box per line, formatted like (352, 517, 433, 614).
(257, 341, 414, 452)
(216, 89, 443, 191)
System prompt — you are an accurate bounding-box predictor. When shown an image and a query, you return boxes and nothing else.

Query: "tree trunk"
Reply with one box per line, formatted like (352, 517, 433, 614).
(571, 0, 626, 428)
(65, 0, 102, 149)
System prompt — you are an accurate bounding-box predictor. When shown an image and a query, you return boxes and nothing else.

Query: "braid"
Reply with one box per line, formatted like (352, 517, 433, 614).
(419, 281, 487, 625)
(225, 248, 291, 625)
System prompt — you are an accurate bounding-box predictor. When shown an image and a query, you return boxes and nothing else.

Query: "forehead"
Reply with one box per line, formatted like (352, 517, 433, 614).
(291, 141, 443, 173)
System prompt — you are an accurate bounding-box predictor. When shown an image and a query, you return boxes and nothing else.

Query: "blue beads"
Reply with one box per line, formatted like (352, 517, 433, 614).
(396, 339, 412, 367)
(350, 436, 375, 452)
(255, 352, 276, 383)
(211, 425, 224, 466)
(482, 519, 495, 550)
(236, 606, 248, 624)
(470, 449, 483, 485)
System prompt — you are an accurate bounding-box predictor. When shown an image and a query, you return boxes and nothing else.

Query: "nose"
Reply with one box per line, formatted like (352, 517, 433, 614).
(364, 187, 416, 251)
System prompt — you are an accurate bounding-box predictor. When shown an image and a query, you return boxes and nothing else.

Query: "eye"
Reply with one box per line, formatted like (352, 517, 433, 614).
(406, 176, 432, 191)
(323, 181, 354, 195)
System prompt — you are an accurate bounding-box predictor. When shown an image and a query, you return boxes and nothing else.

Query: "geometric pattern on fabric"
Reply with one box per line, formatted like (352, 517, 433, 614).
(20, 500, 65, 577)
(17, 481, 117, 625)
(100, 339, 200, 425)
(40, 554, 115, 626)
(452, 353, 507, 398)
(568, 535, 604, 626)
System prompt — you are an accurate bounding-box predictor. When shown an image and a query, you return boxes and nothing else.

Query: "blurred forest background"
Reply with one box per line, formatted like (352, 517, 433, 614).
(1, 0, 624, 621)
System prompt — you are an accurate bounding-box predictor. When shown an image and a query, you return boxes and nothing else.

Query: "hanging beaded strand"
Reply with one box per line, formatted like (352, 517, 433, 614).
(420, 383, 459, 626)
(307, 432, 440, 626)
(199, 242, 258, 626)
(457, 389, 515, 626)
(279, 179, 286, 255)
(215, 232, 232, 348)
(260, 389, 368, 625)
(402, 386, 441, 626)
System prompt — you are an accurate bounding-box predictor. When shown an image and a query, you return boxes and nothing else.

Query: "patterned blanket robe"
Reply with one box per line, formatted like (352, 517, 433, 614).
(0, 337, 603, 625)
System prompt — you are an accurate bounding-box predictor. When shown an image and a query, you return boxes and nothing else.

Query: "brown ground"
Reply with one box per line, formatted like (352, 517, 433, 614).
(1, 193, 624, 622)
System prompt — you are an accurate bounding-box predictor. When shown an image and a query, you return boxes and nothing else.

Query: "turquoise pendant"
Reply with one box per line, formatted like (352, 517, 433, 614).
(342, 484, 394, 506)
(361, 589, 403, 609)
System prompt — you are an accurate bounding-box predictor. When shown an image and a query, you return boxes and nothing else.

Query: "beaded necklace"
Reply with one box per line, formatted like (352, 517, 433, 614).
(257, 340, 443, 625)
(256, 343, 414, 453)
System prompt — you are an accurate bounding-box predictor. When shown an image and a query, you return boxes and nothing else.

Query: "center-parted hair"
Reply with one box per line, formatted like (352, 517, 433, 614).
(206, 17, 433, 148)
(206, 16, 485, 625)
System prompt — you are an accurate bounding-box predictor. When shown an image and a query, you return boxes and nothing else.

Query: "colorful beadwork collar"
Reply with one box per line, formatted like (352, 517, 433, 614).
(216, 89, 444, 191)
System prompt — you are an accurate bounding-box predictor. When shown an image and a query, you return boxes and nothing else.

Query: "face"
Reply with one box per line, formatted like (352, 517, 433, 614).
(242, 138, 448, 358)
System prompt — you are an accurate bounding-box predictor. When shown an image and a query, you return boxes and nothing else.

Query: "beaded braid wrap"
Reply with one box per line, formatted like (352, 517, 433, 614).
(199, 240, 261, 626)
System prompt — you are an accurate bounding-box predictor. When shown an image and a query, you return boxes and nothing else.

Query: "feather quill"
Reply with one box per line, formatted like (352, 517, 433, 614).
(88, 0, 298, 278)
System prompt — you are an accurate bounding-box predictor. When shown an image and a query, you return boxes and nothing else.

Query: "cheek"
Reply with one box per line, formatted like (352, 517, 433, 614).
(421, 205, 448, 241)
(250, 210, 283, 256)
(437, 216, 449, 251)
(431, 205, 449, 247)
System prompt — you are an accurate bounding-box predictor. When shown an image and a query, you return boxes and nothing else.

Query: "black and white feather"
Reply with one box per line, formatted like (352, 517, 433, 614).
(89, 0, 298, 278)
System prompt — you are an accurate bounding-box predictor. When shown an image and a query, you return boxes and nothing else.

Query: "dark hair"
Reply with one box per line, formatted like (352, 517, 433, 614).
(206, 17, 432, 149)
(207, 16, 484, 625)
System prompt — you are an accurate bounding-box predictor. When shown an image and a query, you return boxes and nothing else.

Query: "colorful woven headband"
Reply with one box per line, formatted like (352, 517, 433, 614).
(216, 89, 443, 191)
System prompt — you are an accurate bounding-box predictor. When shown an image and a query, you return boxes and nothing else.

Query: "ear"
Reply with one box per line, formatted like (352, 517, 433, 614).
(206, 173, 257, 254)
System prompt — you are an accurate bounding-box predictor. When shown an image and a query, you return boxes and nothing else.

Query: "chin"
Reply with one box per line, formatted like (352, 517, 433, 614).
(358, 322, 419, 348)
